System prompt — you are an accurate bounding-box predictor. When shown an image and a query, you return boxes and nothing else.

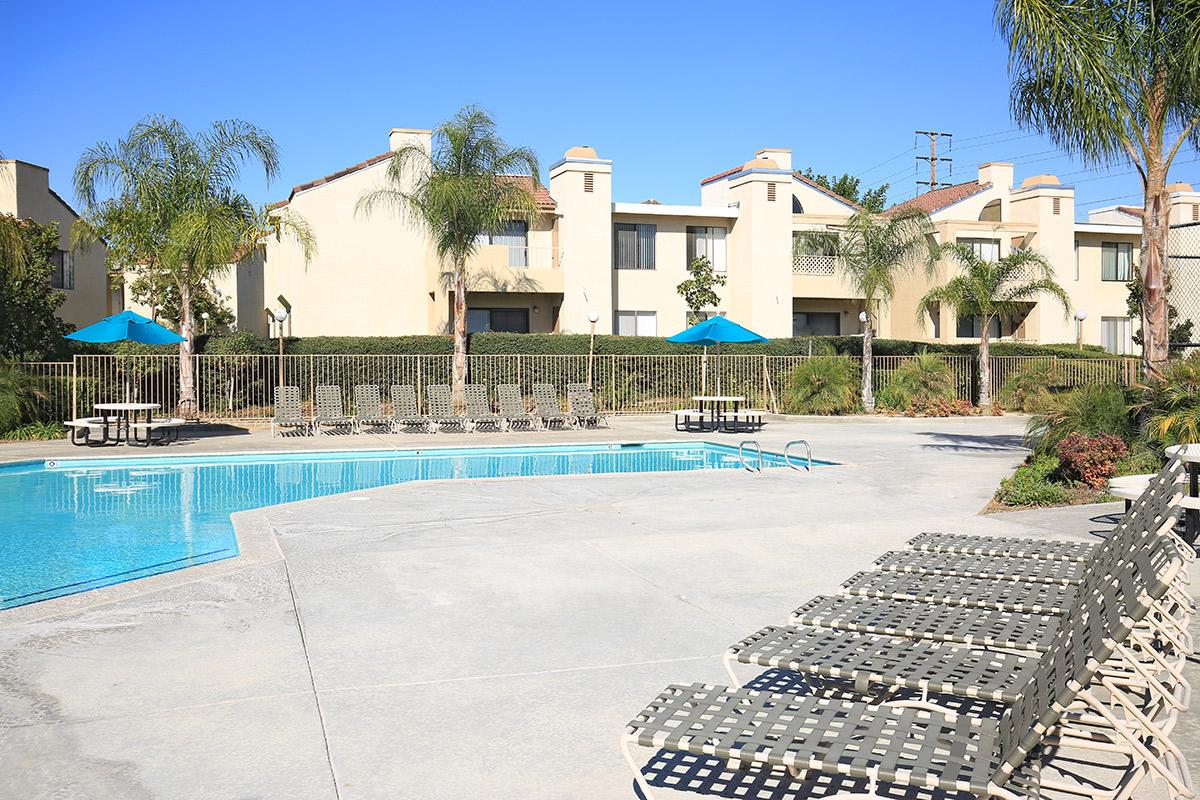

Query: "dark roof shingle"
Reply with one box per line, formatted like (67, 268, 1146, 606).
(886, 180, 989, 216)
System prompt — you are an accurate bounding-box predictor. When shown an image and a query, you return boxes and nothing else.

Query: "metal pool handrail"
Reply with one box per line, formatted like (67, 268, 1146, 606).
(784, 439, 813, 471)
(738, 440, 763, 473)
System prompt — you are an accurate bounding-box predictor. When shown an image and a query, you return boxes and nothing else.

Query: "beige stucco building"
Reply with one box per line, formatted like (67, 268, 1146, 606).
(226, 129, 1200, 353)
(1, 160, 115, 330)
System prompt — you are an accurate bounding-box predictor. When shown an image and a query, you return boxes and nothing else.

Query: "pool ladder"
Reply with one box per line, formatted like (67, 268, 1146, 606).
(738, 439, 813, 473)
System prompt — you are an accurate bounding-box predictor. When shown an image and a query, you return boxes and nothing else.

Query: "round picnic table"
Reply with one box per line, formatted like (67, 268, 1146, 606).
(94, 402, 160, 444)
(691, 395, 745, 431)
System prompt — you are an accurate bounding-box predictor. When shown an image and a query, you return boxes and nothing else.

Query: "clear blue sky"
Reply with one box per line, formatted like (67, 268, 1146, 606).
(3, 0, 1196, 219)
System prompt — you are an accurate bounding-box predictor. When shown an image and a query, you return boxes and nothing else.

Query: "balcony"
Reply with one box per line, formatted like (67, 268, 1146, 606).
(466, 245, 563, 293)
(793, 253, 836, 275)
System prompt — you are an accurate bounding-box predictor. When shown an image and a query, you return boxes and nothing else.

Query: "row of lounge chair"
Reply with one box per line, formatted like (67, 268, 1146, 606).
(621, 453, 1196, 799)
(271, 382, 608, 437)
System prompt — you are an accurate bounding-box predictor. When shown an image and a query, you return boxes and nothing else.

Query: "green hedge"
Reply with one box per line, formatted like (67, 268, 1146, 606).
(69, 331, 1123, 360)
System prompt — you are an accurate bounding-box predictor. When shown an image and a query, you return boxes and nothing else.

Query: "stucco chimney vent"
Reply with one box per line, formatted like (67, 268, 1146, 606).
(584, 173, 594, 193)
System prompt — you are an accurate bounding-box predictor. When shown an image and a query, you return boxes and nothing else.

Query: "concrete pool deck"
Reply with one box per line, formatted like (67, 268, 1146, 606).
(0, 414, 1195, 799)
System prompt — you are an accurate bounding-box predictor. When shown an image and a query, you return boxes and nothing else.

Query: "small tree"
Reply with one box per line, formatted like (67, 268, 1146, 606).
(0, 216, 71, 359)
(357, 105, 540, 409)
(676, 256, 727, 324)
(800, 169, 890, 212)
(1126, 270, 1194, 351)
(919, 245, 1071, 408)
(796, 207, 938, 412)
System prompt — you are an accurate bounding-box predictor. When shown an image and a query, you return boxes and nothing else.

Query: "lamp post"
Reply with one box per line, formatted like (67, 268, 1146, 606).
(273, 308, 288, 390)
(587, 311, 600, 389)
(1075, 310, 1087, 351)
(201, 311, 210, 334)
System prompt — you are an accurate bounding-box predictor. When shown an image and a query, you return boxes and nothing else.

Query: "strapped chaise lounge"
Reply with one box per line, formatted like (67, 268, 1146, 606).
(532, 383, 573, 430)
(272, 385, 309, 437)
(622, 456, 1195, 800)
(565, 383, 608, 429)
(497, 384, 539, 431)
(427, 385, 469, 432)
(353, 385, 393, 434)
(312, 385, 354, 436)
(390, 384, 430, 433)
(464, 384, 504, 432)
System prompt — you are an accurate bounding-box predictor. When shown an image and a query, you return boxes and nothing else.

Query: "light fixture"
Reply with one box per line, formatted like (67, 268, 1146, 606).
(200, 311, 210, 320)
(273, 308, 288, 323)
(1074, 310, 1088, 321)
(587, 311, 600, 324)
(858, 311, 869, 323)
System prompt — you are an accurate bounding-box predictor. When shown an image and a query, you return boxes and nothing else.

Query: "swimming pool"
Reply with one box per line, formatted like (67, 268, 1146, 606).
(0, 442, 823, 609)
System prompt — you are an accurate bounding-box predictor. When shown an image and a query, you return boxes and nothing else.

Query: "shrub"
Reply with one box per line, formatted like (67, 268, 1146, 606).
(1026, 384, 1136, 452)
(997, 360, 1061, 413)
(0, 361, 48, 430)
(996, 454, 1069, 506)
(1056, 432, 1128, 490)
(204, 329, 273, 355)
(1134, 358, 1200, 446)
(782, 357, 860, 414)
(1, 420, 65, 441)
(883, 353, 956, 412)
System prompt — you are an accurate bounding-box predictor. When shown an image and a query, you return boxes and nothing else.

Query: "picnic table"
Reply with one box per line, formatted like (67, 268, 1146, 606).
(94, 402, 160, 444)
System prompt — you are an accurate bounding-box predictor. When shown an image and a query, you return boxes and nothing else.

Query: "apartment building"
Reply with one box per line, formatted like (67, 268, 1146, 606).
(239, 128, 1200, 353)
(1, 160, 115, 329)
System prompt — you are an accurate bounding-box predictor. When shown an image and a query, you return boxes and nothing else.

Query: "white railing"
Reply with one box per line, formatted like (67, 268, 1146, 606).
(502, 246, 561, 269)
(793, 253, 836, 275)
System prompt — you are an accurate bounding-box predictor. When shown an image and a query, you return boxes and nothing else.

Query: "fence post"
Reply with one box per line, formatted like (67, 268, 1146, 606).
(610, 356, 616, 412)
(70, 355, 78, 421)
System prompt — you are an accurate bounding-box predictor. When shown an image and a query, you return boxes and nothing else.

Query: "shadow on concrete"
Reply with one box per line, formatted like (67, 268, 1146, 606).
(914, 431, 1027, 453)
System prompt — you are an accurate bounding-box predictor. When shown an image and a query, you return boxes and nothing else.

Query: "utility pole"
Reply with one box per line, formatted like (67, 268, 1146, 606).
(915, 130, 953, 193)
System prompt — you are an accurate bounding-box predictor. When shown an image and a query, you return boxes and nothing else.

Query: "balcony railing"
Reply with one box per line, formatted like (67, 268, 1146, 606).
(793, 253, 836, 275)
(493, 245, 562, 269)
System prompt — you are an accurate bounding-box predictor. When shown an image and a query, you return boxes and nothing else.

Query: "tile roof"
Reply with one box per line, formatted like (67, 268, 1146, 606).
(699, 163, 861, 210)
(886, 180, 990, 216)
(269, 154, 555, 211)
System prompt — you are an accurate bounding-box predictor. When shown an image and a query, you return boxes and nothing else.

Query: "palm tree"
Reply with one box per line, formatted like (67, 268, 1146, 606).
(796, 207, 938, 411)
(996, 0, 1200, 372)
(73, 117, 315, 414)
(356, 105, 541, 408)
(0, 153, 27, 273)
(919, 245, 1070, 408)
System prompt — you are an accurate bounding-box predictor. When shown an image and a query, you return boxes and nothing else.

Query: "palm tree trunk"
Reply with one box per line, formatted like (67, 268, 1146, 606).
(178, 279, 197, 418)
(861, 310, 874, 412)
(451, 254, 468, 412)
(978, 327, 991, 408)
(1140, 174, 1171, 374)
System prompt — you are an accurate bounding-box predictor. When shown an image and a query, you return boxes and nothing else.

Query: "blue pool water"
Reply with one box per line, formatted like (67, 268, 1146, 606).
(0, 442, 822, 609)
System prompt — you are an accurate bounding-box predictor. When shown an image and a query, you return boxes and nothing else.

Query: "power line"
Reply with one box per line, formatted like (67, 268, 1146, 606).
(950, 131, 1044, 153)
(855, 146, 917, 178)
(951, 126, 1023, 144)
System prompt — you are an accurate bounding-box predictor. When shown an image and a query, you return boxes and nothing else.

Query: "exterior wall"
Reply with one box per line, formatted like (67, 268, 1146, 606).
(463, 291, 560, 333)
(724, 170, 794, 337)
(259, 150, 437, 337)
(1072, 231, 1141, 349)
(549, 154, 613, 334)
(1, 160, 111, 330)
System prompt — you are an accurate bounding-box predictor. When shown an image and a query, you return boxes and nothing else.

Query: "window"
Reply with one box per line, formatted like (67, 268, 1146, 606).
(1101, 316, 1134, 355)
(1101, 242, 1133, 281)
(957, 237, 1000, 261)
(686, 226, 727, 272)
(613, 223, 656, 269)
(49, 249, 74, 290)
(792, 196, 804, 214)
(1073, 239, 1080, 281)
(466, 308, 529, 334)
(792, 312, 840, 337)
(480, 220, 529, 267)
(615, 310, 657, 336)
(956, 315, 1001, 339)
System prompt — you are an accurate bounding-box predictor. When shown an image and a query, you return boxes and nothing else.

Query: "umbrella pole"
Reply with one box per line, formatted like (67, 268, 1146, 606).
(716, 341, 721, 396)
(701, 347, 707, 395)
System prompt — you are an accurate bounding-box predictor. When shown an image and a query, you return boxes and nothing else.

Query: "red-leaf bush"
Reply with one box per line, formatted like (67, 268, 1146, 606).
(1055, 432, 1128, 490)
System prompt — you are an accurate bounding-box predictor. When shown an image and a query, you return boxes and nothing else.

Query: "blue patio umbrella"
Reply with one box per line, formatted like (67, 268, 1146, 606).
(666, 316, 767, 394)
(65, 310, 185, 345)
(66, 311, 184, 402)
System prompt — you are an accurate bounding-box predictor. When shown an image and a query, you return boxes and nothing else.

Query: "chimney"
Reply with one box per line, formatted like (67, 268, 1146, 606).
(389, 127, 432, 153)
(756, 147, 792, 172)
(977, 162, 1013, 189)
